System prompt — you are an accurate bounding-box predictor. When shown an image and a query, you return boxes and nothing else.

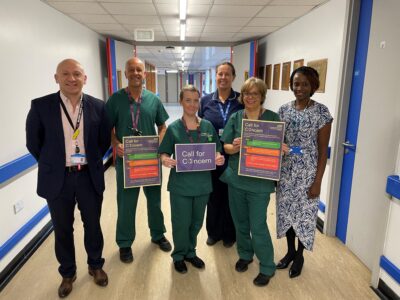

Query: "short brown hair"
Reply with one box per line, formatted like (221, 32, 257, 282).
(239, 77, 267, 105)
(179, 85, 200, 102)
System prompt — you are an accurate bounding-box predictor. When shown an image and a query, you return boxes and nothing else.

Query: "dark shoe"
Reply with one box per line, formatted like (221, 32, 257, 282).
(206, 236, 218, 246)
(174, 260, 188, 274)
(185, 256, 205, 269)
(235, 258, 253, 272)
(119, 247, 133, 263)
(253, 273, 272, 287)
(88, 267, 108, 287)
(223, 240, 235, 248)
(58, 274, 76, 298)
(152, 237, 172, 252)
(276, 253, 295, 269)
(289, 255, 304, 278)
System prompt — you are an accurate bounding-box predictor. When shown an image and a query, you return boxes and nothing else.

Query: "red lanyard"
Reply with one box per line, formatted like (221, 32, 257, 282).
(181, 117, 201, 143)
(126, 87, 142, 130)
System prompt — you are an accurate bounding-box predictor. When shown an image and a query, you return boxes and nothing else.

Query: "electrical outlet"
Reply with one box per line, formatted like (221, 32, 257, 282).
(13, 200, 24, 214)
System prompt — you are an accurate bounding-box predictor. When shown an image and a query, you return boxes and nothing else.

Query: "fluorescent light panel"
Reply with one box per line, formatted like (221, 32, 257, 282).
(179, 0, 187, 20)
(180, 22, 186, 41)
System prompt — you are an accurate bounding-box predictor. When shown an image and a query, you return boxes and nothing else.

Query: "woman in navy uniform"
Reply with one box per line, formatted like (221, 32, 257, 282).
(198, 62, 243, 247)
(159, 85, 225, 274)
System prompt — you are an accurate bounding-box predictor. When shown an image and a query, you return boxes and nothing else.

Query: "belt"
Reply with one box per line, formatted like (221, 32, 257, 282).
(65, 164, 88, 172)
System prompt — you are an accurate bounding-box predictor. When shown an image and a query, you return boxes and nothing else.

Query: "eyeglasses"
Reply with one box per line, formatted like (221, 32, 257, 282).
(243, 92, 260, 98)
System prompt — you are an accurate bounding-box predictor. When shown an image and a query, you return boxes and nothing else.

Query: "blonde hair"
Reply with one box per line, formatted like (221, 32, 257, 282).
(179, 85, 200, 102)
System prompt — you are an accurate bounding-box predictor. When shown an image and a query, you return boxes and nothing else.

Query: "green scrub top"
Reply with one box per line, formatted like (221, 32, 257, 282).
(220, 109, 280, 193)
(159, 118, 221, 197)
(106, 88, 169, 163)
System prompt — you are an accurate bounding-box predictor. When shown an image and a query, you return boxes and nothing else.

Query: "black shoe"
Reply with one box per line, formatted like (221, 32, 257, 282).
(119, 247, 133, 263)
(206, 236, 218, 246)
(152, 237, 172, 252)
(223, 240, 235, 248)
(184, 256, 205, 269)
(276, 253, 295, 269)
(235, 258, 253, 272)
(174, 260, 188, 274)
(253, 273, 272, 287)
(289, 255, 304, 278)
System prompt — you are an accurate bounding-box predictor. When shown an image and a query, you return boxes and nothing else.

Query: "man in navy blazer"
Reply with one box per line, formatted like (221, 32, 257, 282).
(26, 59, 111, 298)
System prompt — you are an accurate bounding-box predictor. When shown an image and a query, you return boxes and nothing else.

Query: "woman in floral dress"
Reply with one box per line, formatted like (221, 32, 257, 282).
(276, 66, 333, 278)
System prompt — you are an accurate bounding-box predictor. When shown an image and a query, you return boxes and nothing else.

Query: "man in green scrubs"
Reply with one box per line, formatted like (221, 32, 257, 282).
(106, 57, 171, 263)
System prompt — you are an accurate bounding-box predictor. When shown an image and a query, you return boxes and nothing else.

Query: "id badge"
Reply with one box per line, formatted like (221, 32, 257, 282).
(218, 129, 224, 136)
(71, 153, 86, 165)
(290, 146, 303, 155)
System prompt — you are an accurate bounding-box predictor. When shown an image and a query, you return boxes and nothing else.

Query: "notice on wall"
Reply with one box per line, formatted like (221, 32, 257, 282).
(175, 143, 216, 172)
(123, 136, 161, 188)
(239, 120, 285, 181)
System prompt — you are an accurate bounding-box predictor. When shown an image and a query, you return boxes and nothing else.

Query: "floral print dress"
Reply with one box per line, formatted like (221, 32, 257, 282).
(276, 100, 333, 250)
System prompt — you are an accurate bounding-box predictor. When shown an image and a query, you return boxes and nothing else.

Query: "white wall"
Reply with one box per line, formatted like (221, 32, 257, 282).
(0, 0, 106, 272)
(257, 0, 347, 219)
(347, 0, 400, 289)
(232, 43, 250, 92)
(167, 73, 178, 103)
(157, 73, 166, 103)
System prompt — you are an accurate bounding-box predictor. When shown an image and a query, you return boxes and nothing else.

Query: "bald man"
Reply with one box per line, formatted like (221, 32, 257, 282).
(26, 59, 111, 298)
(106, 57, 171, 263)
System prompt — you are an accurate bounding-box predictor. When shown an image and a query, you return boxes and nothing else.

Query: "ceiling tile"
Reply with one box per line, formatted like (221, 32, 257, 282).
(163, 24, 180, 31)
(240, 26, 278, 33)
(247, 17, 293, 26)
(69, 14, 116, 24)
(203, 25, 242, 33)
(161, 16, 180, 25)
(187, 5, 211, 17)
(88, 23, 125, 31)
(209, 5, 262, 17)
(214, 0, 272, 4)
(188, 0, 213, 4)
(186, 26, 204, 34)
(257, 5, 314, 17)
(186, 17, 206, 26)
(155, 0, 178, 3)
(98, 0, 152, 2)
(46, 2, 107, 14)
(206, 17, 251, 26)
(269, 0, 326, 5)
(115, 15, 161, 25)
(125, 24, 163, 31)
(156, 3, 179, 16)
(101, 3, 156, 15)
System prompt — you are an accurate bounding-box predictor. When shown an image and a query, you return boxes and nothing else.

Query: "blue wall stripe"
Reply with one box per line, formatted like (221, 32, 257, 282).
(0, 206, 49, 260)
(249, 41, 255, 77)
(318, 201, 326, 213)
(380, 255, 400, 284)
(1, 148, 112, 185)
(386, 175, 400, 200)
(0, 148, 113, 260)
(0, 154, 37, 185)
(110, 39, 118, 93)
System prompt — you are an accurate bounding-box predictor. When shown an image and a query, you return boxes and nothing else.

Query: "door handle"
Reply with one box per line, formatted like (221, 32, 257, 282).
(342, 141, 356, 149)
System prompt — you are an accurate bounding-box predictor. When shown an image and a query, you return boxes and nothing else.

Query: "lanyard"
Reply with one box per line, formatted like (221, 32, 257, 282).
(181, 117, 201, 143)
(218, 101, 231, 126)
(60, 97, 83, 133)
(60, 96, 83, 153)
(126, 87, 142, 130)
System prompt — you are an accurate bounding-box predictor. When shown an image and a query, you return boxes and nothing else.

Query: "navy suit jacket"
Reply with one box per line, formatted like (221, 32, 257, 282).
(26, 92, 111, 200)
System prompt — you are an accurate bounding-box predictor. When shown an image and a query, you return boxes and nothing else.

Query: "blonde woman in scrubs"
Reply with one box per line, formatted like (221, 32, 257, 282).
(159, 85, 225, 274)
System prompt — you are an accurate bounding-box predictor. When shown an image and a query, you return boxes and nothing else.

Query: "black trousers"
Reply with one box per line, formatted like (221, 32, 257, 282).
(205, 166, 236, 243)
(46, 169, 105, 278)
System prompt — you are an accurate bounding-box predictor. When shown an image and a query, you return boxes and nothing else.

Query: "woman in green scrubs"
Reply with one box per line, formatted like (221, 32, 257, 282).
(221, 77, 288, 287)
(159, 85, 225, 274)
